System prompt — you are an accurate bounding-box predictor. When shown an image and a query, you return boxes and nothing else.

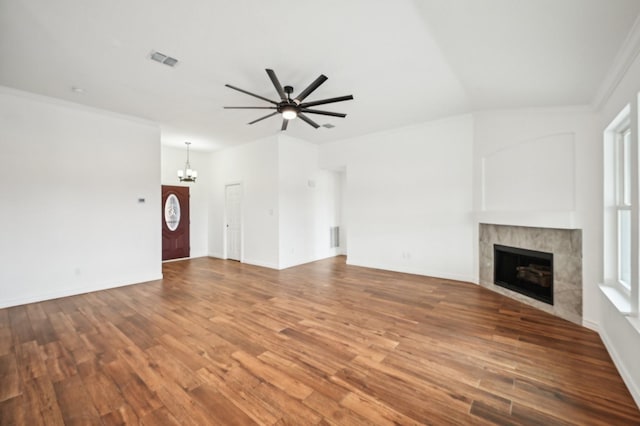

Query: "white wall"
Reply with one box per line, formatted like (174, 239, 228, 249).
(208, 136, 280, 268)
(278, 135, 341, 269)
(320, 114, 476, 282)
(598, 40, 640, 406)
(472, 108, 601, 323)
(161, 146, 210, 258)
(0, 87, 162, 308)
(482, 133, 575, 212)
(208, 134, 342, 270)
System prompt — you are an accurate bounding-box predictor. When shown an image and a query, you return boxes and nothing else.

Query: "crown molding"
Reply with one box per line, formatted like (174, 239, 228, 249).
(592, 15, 640, 110)
(0, 84, 159, 128)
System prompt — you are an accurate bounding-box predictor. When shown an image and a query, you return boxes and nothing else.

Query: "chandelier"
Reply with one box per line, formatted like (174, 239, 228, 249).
(177, 141, 197, 182)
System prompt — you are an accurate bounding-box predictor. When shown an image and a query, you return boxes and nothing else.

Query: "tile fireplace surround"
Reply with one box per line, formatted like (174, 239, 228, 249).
(479, 224, 582, 324)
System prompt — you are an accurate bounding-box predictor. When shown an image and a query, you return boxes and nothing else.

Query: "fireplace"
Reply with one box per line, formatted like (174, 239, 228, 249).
(494, 244, 553, 305)
(480, 224, 581, 324)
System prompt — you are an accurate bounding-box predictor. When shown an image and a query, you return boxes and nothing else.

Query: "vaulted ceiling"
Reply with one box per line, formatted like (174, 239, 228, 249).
(1, 0, 639, 151)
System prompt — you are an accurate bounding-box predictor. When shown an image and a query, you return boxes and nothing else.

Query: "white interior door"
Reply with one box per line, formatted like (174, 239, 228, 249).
(225, 184, 242, 261)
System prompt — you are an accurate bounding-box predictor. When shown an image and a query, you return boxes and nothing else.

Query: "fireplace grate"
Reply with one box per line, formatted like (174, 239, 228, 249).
(494, 244, 553, 305)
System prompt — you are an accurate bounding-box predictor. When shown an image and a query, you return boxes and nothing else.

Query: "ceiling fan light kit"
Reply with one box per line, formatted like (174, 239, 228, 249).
(281, 105, 297, 120)
(224, 69, 353, 130)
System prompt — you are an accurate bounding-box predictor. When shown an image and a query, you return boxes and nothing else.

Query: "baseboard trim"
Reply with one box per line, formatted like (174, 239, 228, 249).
(599, 326, 640, 408)
(0, 273, 164, 309)
(278, 253, 342, 270)
(345, 258, 476, 284)
(242, 259, 280, 270)
(582, 318, 600, 332)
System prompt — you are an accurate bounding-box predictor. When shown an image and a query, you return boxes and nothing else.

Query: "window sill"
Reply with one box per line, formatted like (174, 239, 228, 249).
(599, 284, 632, 315)
(627, 315, 640, 335)
(600, 285, 640, 337)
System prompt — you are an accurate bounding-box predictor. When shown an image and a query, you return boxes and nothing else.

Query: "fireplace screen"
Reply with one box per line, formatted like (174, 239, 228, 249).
(494, 244, 553, 305)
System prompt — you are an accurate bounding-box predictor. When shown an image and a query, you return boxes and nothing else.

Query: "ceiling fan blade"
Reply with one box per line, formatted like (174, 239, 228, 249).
(266, 69, 287, 101)
(224, 106, 277, 109)
(294, 74, 328, 104)
(225, 84, 278, 105)
(300, 95, 354, 108)
(248, 111, 279, 125)
(297, 113, 320, 129)
(281, 119, 289, 131)
(300, 108, 346, 118)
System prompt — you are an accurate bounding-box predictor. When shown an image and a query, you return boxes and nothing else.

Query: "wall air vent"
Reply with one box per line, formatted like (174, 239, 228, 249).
(330, 226, 340, 248)
(150, 50, 179, 67)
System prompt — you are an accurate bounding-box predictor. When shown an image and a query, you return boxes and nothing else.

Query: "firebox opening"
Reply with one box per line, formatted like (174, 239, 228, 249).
(494, 244, 553, 305)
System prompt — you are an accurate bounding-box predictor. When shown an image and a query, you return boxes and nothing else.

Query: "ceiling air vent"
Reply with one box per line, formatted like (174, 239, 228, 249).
(150, 50, 179, 67)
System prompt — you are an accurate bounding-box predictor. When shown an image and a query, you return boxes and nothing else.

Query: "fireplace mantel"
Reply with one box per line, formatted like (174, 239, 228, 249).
(476, 210, 579, 230)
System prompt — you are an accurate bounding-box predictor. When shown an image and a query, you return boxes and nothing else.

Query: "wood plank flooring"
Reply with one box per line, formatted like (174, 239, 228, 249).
(1, 256, 639, 425)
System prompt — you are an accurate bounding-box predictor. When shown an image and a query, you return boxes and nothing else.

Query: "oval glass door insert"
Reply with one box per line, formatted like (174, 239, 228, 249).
(164, 194, 181, 231)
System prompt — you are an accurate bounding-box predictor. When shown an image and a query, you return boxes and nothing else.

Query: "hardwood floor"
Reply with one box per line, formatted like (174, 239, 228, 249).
(1, 256, 639, 425)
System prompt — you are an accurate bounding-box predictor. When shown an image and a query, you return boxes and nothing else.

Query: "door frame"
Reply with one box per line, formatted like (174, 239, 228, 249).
(224, 182, 243, 261)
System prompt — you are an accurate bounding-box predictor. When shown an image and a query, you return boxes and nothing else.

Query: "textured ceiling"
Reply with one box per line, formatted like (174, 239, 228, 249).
(1, 0, 639, 151)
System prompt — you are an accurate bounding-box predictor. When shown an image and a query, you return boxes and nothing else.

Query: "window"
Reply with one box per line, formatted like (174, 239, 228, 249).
(616, 127, 632, 290)
(604, 103, 638, 316)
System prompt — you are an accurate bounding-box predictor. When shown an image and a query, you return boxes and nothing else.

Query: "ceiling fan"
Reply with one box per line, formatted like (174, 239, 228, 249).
(224, 69, 354, 131)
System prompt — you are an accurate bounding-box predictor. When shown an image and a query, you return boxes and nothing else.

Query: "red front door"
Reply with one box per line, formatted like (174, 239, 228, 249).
(162, 185, 190, 261)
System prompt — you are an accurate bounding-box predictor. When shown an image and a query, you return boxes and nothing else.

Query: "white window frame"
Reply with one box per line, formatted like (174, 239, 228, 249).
(615, 127, 632, 291)
(603, 104, 637, 315)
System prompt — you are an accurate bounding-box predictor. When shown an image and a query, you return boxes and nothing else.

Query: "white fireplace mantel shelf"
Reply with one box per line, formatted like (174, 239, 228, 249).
(475, 210, 579, 230)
